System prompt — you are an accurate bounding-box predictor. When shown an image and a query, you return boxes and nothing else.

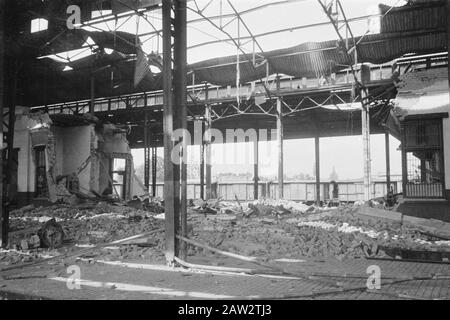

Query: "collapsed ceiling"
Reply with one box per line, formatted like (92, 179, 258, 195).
(4, 0, 448, 106)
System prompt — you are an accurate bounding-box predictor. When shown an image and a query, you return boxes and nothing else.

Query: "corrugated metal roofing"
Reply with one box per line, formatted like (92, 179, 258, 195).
(18, 0, 448, 105)
(394, 67, 449, 117)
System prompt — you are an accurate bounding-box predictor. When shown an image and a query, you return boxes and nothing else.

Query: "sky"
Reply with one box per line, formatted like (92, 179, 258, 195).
(131, 133, 402, 181)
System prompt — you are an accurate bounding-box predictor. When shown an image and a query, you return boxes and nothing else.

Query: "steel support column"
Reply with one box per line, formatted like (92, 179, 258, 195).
(277, 98, 284, 199)
(385, 132, 391, 193)
(0, 0, 5, 247)
(205, 105, 212, 200)
(151, 147, 157, 197)
(144, 111, 150, 191)
(361, 88, 371, 201)
(174, 0, 188, 261)
(361, 65, 371, 201)
(200, 123, 205, 199)
(253, 132, 259, 200)
(162, 0, 178, 263)
(90, 74, 95, 114)
(315, 135, 320, 205)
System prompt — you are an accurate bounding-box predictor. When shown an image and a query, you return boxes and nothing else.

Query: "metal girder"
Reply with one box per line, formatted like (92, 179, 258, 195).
(162, 0, 187, 264)
(317, 0, 359, 84)
(187, 1, 275, 100)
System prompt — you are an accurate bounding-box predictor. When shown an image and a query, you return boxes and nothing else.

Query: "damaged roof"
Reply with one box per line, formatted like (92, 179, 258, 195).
(10, 0, 449, 106)
(394, 67, 449, 117)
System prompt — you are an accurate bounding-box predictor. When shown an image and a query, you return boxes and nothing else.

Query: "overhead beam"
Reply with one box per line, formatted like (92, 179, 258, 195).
(186, 14, 376, 50)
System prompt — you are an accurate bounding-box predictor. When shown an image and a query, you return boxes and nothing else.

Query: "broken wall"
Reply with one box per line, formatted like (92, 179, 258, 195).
(58, 125, 94, 194)
(96, 123, 145, 199)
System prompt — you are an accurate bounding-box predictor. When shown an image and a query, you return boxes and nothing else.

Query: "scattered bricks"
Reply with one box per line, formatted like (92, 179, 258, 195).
(29, 235, 41, 248)
(20, 240, 29, 251)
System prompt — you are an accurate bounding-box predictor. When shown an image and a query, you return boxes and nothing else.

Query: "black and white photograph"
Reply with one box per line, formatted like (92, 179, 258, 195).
(0, 0, 449, 306)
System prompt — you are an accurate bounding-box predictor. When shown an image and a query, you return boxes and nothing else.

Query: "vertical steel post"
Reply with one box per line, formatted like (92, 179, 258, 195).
(151, 147, 157, 197)
(200, 133, 205, 199)
(361, 90, 371, 201)
(277, 98, 284, 200)
(174, 0, 188, 261)
(276, 76, 283, 199)
(200, 83, 208, 200)
(0, 0, 5, 247)
(385, 132, 391, 193)
(315, 135, 320, 205)
(162, 0, 177, 263)
(253, 131, 259, 200)
(144, 111, 150, 191)
(205, 105, 212, 200)
(90, 74, 95, 114)
(361, 65, 371, 201)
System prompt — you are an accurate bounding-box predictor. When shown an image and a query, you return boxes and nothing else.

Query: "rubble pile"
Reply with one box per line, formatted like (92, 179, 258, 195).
(0, 249, 44, 265)
(3, 197, 450, 266)
(189, 200, 450, 261)
(1, 200, 165, 266)
(190, 213, 366, 260)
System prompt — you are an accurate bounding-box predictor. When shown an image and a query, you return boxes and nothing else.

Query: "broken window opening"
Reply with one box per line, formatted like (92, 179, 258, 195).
(110, 157, 130, 199)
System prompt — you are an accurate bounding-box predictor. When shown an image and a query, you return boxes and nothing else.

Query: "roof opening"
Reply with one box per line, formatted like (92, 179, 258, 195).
(31, 18, 48, 33)
(91, 0, 113, 18)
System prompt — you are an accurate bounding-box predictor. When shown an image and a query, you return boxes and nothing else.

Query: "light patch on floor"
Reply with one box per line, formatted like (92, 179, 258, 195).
(49, 276, 236, 299)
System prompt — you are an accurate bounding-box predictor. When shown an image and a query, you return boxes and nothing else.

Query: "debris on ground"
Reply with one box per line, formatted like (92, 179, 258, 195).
(3, 197, 450, 266)
(188, 200, 450, 261)
(1, 198, 166, 266)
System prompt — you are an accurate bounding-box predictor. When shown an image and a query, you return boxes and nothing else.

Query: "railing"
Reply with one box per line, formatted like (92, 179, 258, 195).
(31, 52, 448, 116)
(405, 183, 443, 199)
(33, 66, 396, 116)
(148, 180, 402, 202)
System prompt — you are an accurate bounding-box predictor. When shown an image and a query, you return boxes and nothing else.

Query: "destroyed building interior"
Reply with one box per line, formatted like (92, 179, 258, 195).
(0, 0, 450, 301)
